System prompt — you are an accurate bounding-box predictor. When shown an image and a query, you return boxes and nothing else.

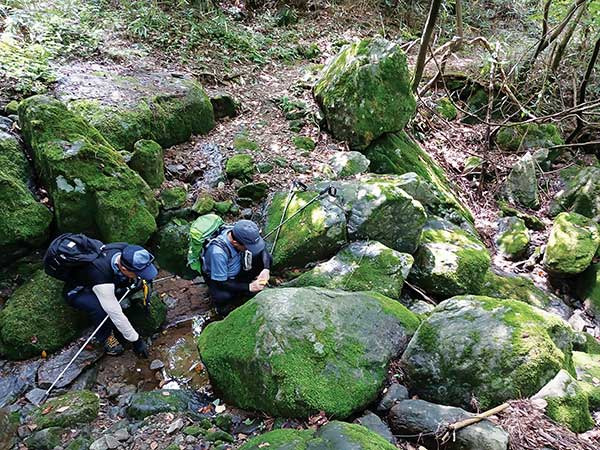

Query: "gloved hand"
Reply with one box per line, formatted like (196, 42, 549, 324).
(133, 338, 149, 358)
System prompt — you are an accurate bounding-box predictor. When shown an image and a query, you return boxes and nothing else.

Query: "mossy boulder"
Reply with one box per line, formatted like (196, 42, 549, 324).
(0, 132, 53, 260)
(365, 132, 473, 224)
(225, 154, 255, 181)
(550, 166, 600, 220)
(30, 390, 99, 429)
(192, 194, 215, 214)
(401, 295, 575, 410)
(314, 37, 415, 149)
(18, 95, 158, 244)
(264, 190, 347, 269)
(496, 123, 563, 151)
(240, 421, 396, 450)
(326, 174, 427, 254)
(126, 291, 167, 336)
(532, 369, 594, 432)
(0, 270, 87, 360)
(160, 186, 187, 210)
(214, 200, 233, 214)
(573, 351, 600, 410)
(436, 97, 457, 120)
(127, 389, 201, 419)
(575, 263, 600, 316)
(292, 136, 316, 152)
(287, 241, 413, 298)
(495, 216, 530, 260)
(504, 152, 540, 209)
(24, 427, 64, 450)
(198, 287, 420, 418)
(328, 151, 370, 178)
(409, 218, 491, 298)
(60, 71, 215, 151)
(237, 182, 268, 201)
(498, 200, 545, 231)
(543, 212, 600, 276)
(210, 93, 238, 119)
(233, 132, 259, 152)
(479, 270, 571, 319)
(154, 219, 196, 279)
(128, 139, 164, 189)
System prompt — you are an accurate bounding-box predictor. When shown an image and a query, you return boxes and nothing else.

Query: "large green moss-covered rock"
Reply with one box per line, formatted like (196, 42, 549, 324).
(127, 291, 167, 336)
(287, 241, 413, 298)
(495, 216, 530, 260)
(328, 151, 370, 178)
(30, 390, 99, 429)
(575, 263, 600, 316)
(409, 219, 491, 298)
(225, 154, 255, 181)
(198, 287, 420, 418)
(401, 295, 575, 410)
(496, 123, 563, 151)
(543, 212, 600, 276)
(153, 219, 196, 279)
(128, 139, 164, 189)
(18, 96, 158, 244)
(365, 132, 473, 224)
(326, 174, 427, 254)
(504, 152, 540, 209)
(479, 270, 571, 319)
(531, 369, 594, 432)
(58, 70, 215, 151)
(0, 270, 87, 360)
(240, 421, 396, 450)
(314, 37, 415, 149)
(264, 190, 347, 269)
(550, 166, 600, 220)
(573, 351, 600, 410)
(0, 132, 52, 260)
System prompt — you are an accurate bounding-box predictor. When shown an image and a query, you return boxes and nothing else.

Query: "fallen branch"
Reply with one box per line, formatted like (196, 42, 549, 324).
(440, 402, 510, 444)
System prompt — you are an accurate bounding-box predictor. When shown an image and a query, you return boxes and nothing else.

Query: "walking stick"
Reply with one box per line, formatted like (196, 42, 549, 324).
(39, 287, 132, 404)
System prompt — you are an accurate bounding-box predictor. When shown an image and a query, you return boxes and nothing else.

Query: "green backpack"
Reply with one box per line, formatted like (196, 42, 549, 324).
(187, 214, 226, 273)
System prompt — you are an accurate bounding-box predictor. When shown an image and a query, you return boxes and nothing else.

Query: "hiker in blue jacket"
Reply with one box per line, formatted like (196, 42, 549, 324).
(201, 220, 272, 315)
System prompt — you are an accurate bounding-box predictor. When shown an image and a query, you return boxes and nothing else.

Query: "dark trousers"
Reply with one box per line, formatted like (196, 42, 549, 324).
(203, 252, 272, 309)
(65, 287, 120, 344)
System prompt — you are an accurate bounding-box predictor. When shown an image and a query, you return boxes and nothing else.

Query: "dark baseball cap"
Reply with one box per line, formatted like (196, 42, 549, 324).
(121, 245, 158, 280)
(232, 220, 265, 255)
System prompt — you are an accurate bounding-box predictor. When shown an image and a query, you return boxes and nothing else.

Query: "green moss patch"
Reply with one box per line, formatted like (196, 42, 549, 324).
(154, 219, 196, 279)
(496, 123, 563, 151)
(573, 351, 600, 410)
(160, 186, 187, 210)
(495, 216, 530, 260)
(30, 390, 99, 429)
(129, 139, 164, 188)
(225, 154, 255, 181)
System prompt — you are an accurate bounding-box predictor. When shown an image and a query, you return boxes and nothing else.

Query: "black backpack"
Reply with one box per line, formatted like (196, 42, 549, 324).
(44, 233, 106, 281)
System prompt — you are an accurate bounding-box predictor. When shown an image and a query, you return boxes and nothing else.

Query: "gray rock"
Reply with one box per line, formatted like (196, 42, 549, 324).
(504, 152, 540, 209)
(24, 427, 64, 450)
(167, 418, 185, 434)
(185, 435, 196, 443)
(0, 408, 17, 449)
(495, 216, 530, 260)
(70, 366, 99, 391)
(328, 151, 370, 178)
(37, 345, 103, 389)
(354, 411, 394, 443)
(149, 360, 164, 371)
(241, 208, 253, 219)
(389, 399, 509, 450)
(26, 388, 48, 406)
(90, 436, 108, 450)
(0, 360, 41, 407)
(113, 428, 130, 441)
(104, 435, 120, 449)
(377, 383, 409, 412)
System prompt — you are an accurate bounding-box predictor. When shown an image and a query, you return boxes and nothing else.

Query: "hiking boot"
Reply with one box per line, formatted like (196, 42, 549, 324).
(103, 334, 125, 356)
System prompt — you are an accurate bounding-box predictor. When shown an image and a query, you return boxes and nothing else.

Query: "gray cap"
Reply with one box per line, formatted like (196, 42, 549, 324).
(232, 220, 265, 255)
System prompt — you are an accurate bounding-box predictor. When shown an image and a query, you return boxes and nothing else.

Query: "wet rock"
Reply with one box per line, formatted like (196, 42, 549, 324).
(113, 428, 129, 441)
(401, 295, 574, 410)
(56, 66, 215, 151)
(26, 388, 48, 406)
(24, 427, 64, 450)
(237, 182, 268, 202)
(29, 390, 99, 429)
(365, 132, 473, 225)
(0, 271, 88, 360)
(127, 390, 208, 419)
(504, 152, 540, 209)
(150, 360, 164, 371)
(210, 93, 238, 119)
(128, 140, 165, 189)
(198, 287, 420, 418)
(195, 143, 225, 189)
(126, 291, 167, 336)
(328, 151, 370, 178)
(377, 383, 409, 412)
(241, 208, 253, 219)
(314, 37, 415, 149)
(264, 189, 347, 269)
(240, 421, 396, 449)
(409, 218, 490, 298)
(70, 365, 99, 391)
(495, 216, 530, 260)
(18, 96, 159, 243)
(354, 411, 394, 443)
(389, 399, 509, 450)
(286, 241, 413, 298)
(38, 344, 103, 389)
(0, 360, 41, 407)
(532, 369, 594, 432)
(543, 212, 600, 276)
(0, 131, 52, 261)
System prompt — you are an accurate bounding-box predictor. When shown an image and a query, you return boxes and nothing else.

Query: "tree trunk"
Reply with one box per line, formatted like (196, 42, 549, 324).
(456, 0, 464, 39)
(550, 0, 587, 71)
(412, 0, 443, 93)
(567, 33, 600, 142)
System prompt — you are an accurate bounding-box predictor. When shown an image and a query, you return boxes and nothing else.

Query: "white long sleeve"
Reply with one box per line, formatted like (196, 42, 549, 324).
(92, 283, 139, 342)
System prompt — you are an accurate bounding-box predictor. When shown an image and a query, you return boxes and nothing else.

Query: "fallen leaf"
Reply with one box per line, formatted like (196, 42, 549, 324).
(258, 444, 270, 448)
(56, 406, 70, 413)
(162, 391, 171, 396)
(215, 404, 226, 414)
(42, 406, 52, 415)
(150, 442, 158, 450)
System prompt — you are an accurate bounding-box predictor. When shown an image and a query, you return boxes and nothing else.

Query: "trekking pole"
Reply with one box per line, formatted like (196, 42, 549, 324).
(40, 287, 132, 404)
(264, 185, 337, 241)
(271, 181, 306, 255)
